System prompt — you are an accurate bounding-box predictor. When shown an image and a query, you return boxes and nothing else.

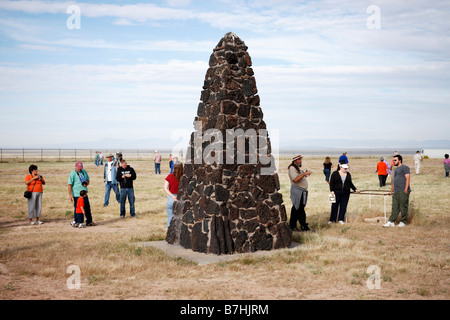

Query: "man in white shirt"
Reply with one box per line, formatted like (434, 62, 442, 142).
(103, 153, 120, 207)
(413, 151, 423, 174)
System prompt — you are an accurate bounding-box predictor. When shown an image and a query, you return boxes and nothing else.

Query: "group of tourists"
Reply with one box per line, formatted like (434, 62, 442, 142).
(94, 151, 103, 166)
(288, 151, 417, 231)
(23, 150, 449, 231)
(25, 151, 183, 229)
(288, 153, 360, 231)
(68, 155, 138, 228)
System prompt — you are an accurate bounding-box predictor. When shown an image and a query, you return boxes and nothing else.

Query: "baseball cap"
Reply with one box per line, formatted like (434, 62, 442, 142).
(75, 161, 83, 169)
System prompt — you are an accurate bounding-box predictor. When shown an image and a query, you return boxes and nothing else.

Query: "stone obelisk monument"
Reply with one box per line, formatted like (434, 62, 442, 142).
(166, 32, 291, 254)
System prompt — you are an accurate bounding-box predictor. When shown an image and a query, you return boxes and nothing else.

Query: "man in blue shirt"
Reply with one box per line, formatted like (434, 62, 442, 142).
(339, 152, 348, 164)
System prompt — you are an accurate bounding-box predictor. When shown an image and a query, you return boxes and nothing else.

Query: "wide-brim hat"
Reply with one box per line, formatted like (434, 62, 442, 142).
(340, 163, 349, 169)
(292, 155, 303, 161)
(106, 153, 114, 158)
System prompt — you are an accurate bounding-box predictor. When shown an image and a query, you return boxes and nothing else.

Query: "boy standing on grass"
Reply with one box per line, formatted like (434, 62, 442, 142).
(383, 154, 411, 228)
(74, 190, 87, 228)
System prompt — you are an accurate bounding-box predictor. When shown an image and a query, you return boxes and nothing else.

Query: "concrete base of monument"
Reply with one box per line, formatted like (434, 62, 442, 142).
(134, 241, 303, 266)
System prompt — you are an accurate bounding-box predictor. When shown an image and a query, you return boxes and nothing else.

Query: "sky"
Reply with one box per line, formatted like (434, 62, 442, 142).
(0, 0, 449, 150)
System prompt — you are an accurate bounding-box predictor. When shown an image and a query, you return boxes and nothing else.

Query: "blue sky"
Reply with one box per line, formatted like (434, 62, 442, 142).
(0, 0, 449, 150)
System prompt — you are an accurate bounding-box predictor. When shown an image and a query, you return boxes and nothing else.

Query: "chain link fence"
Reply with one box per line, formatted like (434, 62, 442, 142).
(0, 149, 173, 163)
(0, 148, 417, 163)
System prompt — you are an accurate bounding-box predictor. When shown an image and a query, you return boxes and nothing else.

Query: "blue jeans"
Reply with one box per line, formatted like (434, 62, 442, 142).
(104, 181, 120, 206)
(323, 169, 331, 182)
(120, 188, 135, 217)
(155, 163, 161, 174)
(166, 194, 177, 229)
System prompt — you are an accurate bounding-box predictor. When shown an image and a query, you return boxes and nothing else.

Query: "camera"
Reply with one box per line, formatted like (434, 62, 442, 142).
(82, 181, 88, 187)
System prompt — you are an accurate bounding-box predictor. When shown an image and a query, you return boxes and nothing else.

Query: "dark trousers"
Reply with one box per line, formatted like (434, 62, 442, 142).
(290, 193, 306, 230)
(73, 195, 92, 224)
(378, 175, 387, 187)
(329, 191, 350, 222)
(75, 213, 84, 224)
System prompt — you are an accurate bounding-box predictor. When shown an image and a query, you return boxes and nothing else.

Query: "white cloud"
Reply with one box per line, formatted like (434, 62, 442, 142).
(1, 0, 449, 147)
(1, 0, 449, 60)
(166, 0, 192, 7)
(18, 43, 69, 52)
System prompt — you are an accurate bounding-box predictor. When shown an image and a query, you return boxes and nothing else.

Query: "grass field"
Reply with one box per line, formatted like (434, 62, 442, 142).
(0, 156, 448, 300)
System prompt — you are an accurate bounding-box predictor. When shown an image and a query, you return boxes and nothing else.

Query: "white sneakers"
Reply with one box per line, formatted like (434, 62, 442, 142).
(383, 221, 406, 228)
(328, 220, 345, 225)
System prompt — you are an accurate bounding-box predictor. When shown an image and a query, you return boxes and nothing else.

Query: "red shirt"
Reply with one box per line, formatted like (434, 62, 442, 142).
(25, 174, 44, 193)
(76, 197, 85, 214)
(165, 174, 180, 194)
(377, 161, 388, 175)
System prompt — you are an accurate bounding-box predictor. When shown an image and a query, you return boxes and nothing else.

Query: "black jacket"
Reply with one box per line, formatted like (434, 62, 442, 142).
(116, 166, 137, 188)
(329, 171, 357, 194)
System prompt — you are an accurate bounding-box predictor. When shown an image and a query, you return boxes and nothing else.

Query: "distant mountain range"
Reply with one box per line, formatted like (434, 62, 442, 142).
(278, 139, 450, 150)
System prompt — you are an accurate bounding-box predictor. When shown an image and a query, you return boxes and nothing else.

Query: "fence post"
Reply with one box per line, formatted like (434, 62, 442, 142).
(41, 149, 43, 162)
(75, 149, 77, 161)
(23, 148, 25, 162)
(59, 149, 61, 162)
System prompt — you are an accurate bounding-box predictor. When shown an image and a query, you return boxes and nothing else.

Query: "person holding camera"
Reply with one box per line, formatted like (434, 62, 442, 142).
(116, 159, 137, 218)
(288, 155, 312, 231)
(103, 153, 120, 207)
(25, 164, 45, 225)
(68, 161, 96, 226)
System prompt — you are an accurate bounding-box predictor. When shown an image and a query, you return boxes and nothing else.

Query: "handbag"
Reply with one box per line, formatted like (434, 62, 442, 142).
(24, 180, 37, 199)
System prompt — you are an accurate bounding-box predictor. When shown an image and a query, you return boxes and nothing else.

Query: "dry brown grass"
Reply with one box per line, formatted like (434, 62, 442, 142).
(0, 156, 449, 300)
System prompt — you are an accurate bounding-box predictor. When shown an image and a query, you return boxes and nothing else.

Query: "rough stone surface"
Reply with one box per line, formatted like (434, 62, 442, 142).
(166, 32, 292, 254)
